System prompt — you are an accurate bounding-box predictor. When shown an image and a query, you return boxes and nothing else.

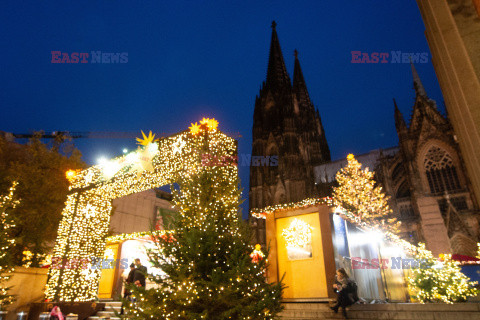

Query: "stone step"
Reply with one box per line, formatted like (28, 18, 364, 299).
(279, 302, 480, 320)
(96, 310, 116, 317)
(283, 302, 334, 310)
(105, 305, 121, 312)
(102, 301, 122, 308)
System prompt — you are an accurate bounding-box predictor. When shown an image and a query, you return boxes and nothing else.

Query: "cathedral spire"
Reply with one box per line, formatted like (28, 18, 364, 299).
(293, 49, 312, 105)
(266, 21, 291, 90)
(410, 60, 427, 98)
(394, 98, 407, 132)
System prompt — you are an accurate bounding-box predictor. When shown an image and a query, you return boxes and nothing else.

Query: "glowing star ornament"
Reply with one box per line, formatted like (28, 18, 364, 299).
(136, 130, 158, 146)
(200, 117, 219, 131)
(83, 204, 96, 219)
(65, 170, 77, 182)
(189, 122, 201, 135)
(172, 138, 186, 155)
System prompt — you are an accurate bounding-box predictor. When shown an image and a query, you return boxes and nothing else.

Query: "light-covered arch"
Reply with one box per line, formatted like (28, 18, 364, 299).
(45, 120, 237, 301)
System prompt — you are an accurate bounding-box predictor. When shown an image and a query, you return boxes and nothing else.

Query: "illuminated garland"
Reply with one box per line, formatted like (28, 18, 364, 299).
(0, 182, 19, 307)
(106, 230, 170, 244)
(251, 197, 416, 255)
(250, 197, 327, 219)
(45, 118, 237, 302)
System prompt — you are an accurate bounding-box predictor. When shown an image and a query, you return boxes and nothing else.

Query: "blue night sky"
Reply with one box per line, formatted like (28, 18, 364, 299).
(0, 1, 444, 218)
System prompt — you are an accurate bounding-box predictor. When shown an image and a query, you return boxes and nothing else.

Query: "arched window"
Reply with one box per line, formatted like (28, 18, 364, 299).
(424, 146, 461, 193)
(391, 163, 404, 184)
(396, 181, 411, 199)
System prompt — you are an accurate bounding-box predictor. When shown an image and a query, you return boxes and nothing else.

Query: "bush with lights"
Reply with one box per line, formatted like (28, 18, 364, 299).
(0, 182, 18, 309)
(407, 243, 478, 303)
(125, 122, 284, 320)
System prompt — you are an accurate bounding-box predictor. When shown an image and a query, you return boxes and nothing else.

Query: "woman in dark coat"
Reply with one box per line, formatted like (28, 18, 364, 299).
(330, 268, 358, 318)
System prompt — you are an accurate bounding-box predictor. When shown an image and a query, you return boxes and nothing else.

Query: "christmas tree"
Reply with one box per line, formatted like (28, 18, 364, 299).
(0, 182, 18, 309)
(408, 243, 478, 303)
(332, 154, 398, 231)
(125, 126, 284, 319)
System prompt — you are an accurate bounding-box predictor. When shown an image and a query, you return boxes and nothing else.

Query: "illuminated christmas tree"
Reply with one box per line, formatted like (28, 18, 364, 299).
(408, 243, 478, 303)
(332, 154, 398, 231)
(126, 123, 284, 319)
(0, 182, 18, 309)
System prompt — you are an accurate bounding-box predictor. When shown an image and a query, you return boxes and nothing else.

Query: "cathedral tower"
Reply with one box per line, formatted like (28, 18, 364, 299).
(249, 22, 330, 245)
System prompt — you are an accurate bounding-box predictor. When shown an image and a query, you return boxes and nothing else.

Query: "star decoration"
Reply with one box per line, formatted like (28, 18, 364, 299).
(84, 171, 95, 184)
(189, 122, 201, 135)
(173, 139, 186, 155)
(136, 130, 158, 146)
(83, 204, 96, 219)
(200, 117, 219, 131)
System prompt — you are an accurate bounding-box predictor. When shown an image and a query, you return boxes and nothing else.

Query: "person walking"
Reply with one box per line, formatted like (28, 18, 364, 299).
(330, 268, 358, 318)
(121, 263, 136, 315)
(133, 258, 147, 288)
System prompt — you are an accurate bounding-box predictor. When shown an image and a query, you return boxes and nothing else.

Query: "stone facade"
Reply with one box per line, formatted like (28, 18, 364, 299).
(377, 64, 479, 256)
(315, 65, 479, 256)
(416, 0, 480, 209)
(249, 22, 331, 246)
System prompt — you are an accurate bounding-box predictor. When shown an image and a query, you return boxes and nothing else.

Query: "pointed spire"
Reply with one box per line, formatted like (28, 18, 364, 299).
(266, 21, 291, 90)
(394, 98, 407, 132)
(410, 60, 427, 97)
(293, 49, 312, 105)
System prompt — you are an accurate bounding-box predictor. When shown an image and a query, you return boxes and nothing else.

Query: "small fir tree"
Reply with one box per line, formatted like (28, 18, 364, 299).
(126, 127, 284, 319)
(0, 182, 18, 309)
(408, 243, 478, 303)
(332, 154, 398, 231)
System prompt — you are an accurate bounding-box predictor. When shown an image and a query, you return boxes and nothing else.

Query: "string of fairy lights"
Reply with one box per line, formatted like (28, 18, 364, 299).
(282, 218, 313, 249)
(45, 118, 238, 302)
(0, 182, 18, 307)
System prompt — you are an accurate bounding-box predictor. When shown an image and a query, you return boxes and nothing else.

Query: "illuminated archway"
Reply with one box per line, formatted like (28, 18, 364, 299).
(45, 119, 237, 301)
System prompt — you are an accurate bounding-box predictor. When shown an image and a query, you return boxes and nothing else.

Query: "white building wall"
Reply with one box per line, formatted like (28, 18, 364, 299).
(110, 189, 174, 235)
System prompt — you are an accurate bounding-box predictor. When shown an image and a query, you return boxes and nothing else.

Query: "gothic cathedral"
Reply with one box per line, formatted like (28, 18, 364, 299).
(249, 22, 479, 256)
(249, 22, 331, 246)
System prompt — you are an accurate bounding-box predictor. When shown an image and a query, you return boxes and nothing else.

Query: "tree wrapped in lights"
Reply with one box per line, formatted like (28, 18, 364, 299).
(332, 154, 399, 231)
(408, 243, 478, 303)
(126, 122, 284, 320)
(0, 182, 19, 308)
